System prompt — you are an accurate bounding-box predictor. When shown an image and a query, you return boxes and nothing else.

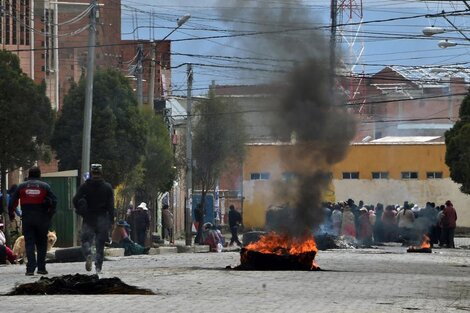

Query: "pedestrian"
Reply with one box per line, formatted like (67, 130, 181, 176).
(202, 222, 225, 252)
(73, 163, 114, 274)
(373, 203, 384, 243)
(134, 202, 150, 246)
(440, 200, 457, 248)
(194, 203, 204, 244)
(397, 201, 415, 244)
(8, 166, 57, 275)
(0, 222, 18, 264)
(382, 205, 398, 242)
(228, 204, 243, 247)
(331, 204, 343, 236)
(357, 207, 373, 246)
(340, 205, 356, 240)
(111, 220, 149, 255)
(162, 204, 174, 244)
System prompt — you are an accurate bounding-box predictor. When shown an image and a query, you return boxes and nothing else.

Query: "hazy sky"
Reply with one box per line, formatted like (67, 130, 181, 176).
(120, 0, 470, 95)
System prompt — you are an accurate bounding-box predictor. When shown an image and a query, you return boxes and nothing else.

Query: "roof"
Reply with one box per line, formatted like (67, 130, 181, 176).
(369, 136, 443, 143)
(166, 98, 187, 121)
(387, 65, 470, 88)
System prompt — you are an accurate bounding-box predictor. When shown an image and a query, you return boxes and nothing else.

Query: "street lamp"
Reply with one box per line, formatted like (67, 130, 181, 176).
(438, 39, 458, 48)
(145, 13, 191, 106)
(422, 26, 446, 36)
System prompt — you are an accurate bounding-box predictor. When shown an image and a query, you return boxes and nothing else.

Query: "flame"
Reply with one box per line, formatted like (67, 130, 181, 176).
(245, 232, 318, 255)
(420, 234, 431, 249)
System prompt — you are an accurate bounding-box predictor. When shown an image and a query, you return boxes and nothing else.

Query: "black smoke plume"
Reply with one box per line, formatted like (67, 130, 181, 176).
(218, 0, 357, 236)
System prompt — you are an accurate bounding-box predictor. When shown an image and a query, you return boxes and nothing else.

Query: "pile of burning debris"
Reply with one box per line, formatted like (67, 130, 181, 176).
(407, 235, 432, 253)
(235, 232, 320, 271)
(5, 274, 155, 295)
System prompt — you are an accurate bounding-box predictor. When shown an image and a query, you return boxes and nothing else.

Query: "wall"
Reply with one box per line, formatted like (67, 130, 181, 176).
(242, 142, 470, 229)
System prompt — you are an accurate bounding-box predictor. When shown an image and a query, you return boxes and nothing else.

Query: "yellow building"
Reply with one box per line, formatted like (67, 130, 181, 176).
(242, 137, 470, 229)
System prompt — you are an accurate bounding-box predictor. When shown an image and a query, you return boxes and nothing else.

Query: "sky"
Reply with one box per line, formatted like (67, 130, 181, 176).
(120, 0, 470, 96)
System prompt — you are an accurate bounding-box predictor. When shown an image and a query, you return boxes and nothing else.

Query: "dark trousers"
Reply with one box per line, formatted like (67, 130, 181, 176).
(22, 213, 50, 272)
(440, 227, 456, 248)
(229, 225, 242, 246)
(81, 216, 110, 270)
(136, 229, 147, 247)
(194, 221, 203, 244)
(0, 245, 6, 264)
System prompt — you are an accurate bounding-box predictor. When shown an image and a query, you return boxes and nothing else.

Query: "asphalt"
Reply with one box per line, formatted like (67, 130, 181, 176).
(1, 238, 470, 313)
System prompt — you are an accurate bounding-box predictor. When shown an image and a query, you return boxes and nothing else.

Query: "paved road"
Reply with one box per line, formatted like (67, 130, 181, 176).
(1, 238, 470, 313)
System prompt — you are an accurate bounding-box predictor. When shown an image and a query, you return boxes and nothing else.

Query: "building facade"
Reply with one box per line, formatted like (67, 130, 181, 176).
(242, 139, 470, 229)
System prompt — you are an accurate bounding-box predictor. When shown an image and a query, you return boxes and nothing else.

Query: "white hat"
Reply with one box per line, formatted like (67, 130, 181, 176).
(138, 202, 148, 210)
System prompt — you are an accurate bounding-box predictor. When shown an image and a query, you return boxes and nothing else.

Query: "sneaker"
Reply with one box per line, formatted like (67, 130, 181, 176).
(95, 267, 102, 275)
(25, 271, 34, 276)
(85, 255, 93, 272)
(37, 269, 48, 275)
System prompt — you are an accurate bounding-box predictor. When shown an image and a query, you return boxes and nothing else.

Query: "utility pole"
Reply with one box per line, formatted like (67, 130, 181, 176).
(185, 63, 193, 246)
(148, 41, 156, 108)
(136, 43, 144, 106)
(80, 0, 97, 183)
(330, 0, 338, 97)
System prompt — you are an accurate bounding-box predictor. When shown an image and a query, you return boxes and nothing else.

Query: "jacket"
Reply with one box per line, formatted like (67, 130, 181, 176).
(441, 205, 457, 228)
(73, 177, 114, 224)
(8, 179, 57, 220)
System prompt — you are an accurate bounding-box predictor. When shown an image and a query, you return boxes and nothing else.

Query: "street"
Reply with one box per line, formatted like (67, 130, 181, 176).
(1, 238, 470, 313)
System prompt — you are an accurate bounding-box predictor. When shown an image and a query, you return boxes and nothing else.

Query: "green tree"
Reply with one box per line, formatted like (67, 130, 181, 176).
(51, 68, 146, 187)
(192, 91, 247, 210)
(0, 50, 54, 232)
(140, 108, 176, 199)
(445, 92, 470, 194)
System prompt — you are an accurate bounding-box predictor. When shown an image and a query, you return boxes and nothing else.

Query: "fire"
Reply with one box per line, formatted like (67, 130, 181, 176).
(245, 232, 318, 255)
(243, 232, 320, 270)
(420, 234, 431, 249)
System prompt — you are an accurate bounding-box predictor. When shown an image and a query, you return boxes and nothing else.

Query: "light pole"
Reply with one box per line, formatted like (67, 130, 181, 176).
(80, 0, 97, 183)
(148, 14, 190, 106)
(185, 63, 193, 246)
(138, 13, 190, 107)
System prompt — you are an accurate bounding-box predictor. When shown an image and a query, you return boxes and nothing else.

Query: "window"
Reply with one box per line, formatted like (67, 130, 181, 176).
(342, 172, 359, 179)
(427, 172, 443, 179)
(401, 172, 418, 179)
(250, 172, 270, 180)
(372, 172, 389, 179)
(282, 172, 297, 181)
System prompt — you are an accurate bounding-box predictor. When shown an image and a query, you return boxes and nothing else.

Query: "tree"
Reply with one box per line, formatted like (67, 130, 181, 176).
(445, 91, 470, 194)
(192, 91, 247, 211)
(51, 68, 146, 187)
(0, 50, 54, 239)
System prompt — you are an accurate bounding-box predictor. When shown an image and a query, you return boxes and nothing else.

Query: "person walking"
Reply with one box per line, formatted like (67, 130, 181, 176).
(73, 164, 114, 274)
(441, 200, 457, 248)
(228, 205, 242, 247)
(194, 204, 204, 245)
(8, 166, 57, 275)
(162, 204, 174, 244)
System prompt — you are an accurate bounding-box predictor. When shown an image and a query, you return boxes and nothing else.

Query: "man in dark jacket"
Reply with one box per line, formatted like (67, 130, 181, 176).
(441, 200, 457, 248)
(228, 205, 242, 247)
(9, 166, 57, 275)
(73, 164, 114, 273)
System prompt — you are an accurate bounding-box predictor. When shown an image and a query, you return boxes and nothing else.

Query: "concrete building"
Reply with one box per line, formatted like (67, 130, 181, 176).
(241, 137, 470, 229)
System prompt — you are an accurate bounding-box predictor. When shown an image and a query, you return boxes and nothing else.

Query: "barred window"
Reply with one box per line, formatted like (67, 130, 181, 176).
(343, 172, 359, 179)
(401, 172, 418, 179)
(372, 172, 389, 179)
(426, 172, 443, 179)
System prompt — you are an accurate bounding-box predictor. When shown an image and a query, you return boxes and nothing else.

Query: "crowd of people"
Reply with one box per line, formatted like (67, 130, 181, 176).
(320, 198, 458, 248)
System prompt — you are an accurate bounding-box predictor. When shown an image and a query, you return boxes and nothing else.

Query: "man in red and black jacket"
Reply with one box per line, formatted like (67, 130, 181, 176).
(9, 166, 57, 276)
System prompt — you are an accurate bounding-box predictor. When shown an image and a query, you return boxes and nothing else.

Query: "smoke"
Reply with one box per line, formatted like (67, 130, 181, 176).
(218, 1, 357, 236)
